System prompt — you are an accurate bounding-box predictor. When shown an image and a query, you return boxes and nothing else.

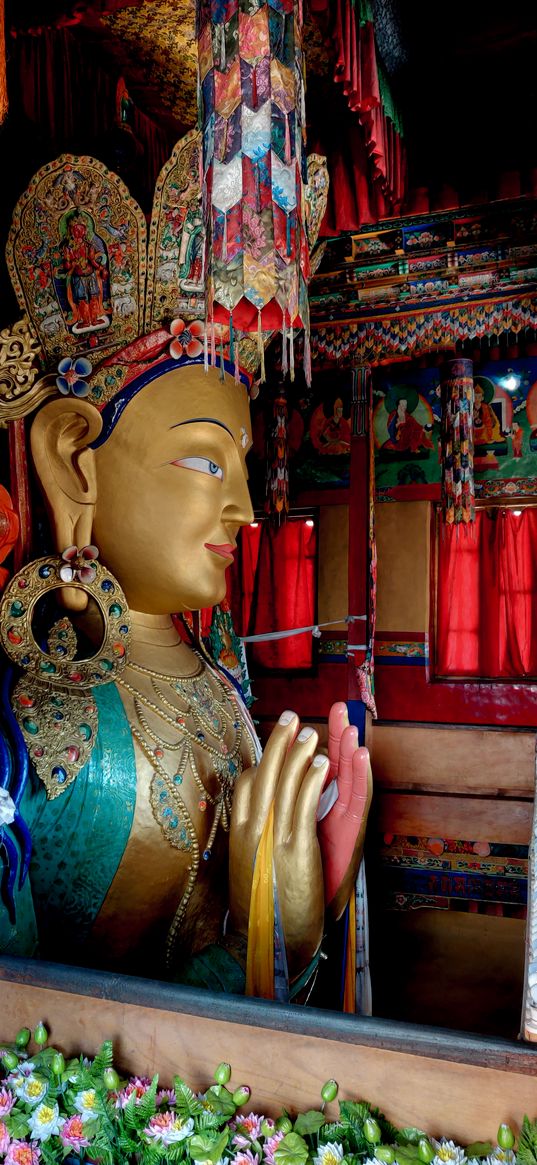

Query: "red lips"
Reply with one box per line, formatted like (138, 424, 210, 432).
(204, 543, 235, 560)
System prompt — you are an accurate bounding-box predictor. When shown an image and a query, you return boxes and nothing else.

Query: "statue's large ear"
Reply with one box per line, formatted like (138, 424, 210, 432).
(30, 398, 103, 611)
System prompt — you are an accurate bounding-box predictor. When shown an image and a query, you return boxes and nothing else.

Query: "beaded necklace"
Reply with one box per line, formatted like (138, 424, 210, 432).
(116, 653, 257, 967)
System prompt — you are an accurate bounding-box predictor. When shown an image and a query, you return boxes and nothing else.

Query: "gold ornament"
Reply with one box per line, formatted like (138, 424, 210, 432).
(0, 317, 55, 425)
(0, 553, 131, 689)
(0, 552, 132, 798)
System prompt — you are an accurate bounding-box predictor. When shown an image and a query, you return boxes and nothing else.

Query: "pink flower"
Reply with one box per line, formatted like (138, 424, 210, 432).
(232, 1152, 260, 1165)
(59, 545, 99, 585)
(0, 1122, 10, 1156)
(5, 1143, 41, 1165)
(143, 1113, 194, 1145)
(0, 1090, 15, 1119)
(264, 1132, 284, 1165)
(169, 319, 204, 360)
(115, 1077, 151, 1108)
(233, 1114, 263, 1147)
(60, 1116, 91, 1153)
(156, 1089, 176, 1107)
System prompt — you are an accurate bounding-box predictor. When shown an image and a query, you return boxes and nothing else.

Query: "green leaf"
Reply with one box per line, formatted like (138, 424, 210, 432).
(5, 1113, 30, 1139)
(119, 1131, 139, 1154)
(203, 1085, 236, 1121)
(394, 1147, 421, 1162)
(294, 1111, 326, 1136)
(123, 1088, 140, 1131)
(189, 1130, 229, 1162)
(340, 1102, 371, 1123)
(196, 1111, 221, 1131)
(175, 1078, 205, 1119)
(515, 1118, 537, 1165)
(136, 1076, 160, 1126)
(397, 1130, 427, 1147)
(274, 1132, 310, 1165)
(465, 1143, 493, 1159)
(90, 1041, 114, 1079)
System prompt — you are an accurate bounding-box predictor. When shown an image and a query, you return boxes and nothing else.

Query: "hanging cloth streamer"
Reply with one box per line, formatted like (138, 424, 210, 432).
(246, 803, 275, 999)
(241, 614, 365, 644)
(0, 0, 7, 125)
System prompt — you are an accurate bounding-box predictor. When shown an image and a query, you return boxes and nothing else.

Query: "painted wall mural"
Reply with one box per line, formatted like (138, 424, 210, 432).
(374, 356, 537, 498)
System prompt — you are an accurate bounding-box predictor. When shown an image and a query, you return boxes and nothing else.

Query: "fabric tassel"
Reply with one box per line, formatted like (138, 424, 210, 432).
(221, 117, 228, 162)
(284, 112, 291, 165)
(281, 317, 288, 376)
(252, 63, 257, 110)
(222, 210, 227, 261)
(286, 212, 291, 257)
(303, 323, 312, 387)
(258, 309, 266, 382)
(289, 323, 294, 381)
(220, 22, 226, 71)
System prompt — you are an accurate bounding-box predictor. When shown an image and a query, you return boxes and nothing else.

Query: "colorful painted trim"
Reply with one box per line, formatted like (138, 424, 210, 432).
(375, 635, 428, 665)
(378, 834, 528, 914)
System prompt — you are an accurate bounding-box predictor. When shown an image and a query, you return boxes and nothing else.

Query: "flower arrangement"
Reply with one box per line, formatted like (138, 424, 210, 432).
(0, 1026, 535, 1165)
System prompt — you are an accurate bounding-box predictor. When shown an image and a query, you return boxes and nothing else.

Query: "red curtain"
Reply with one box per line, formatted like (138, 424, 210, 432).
(230, 519, 317, 670)
(437, 508, 537, 678)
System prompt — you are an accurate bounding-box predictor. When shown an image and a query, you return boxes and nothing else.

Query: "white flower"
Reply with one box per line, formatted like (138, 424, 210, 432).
(20, 1077, 48, 1106)
(487, 1154, 516, 1165)
(313, 1144, 345, 1165)
(0, 789, 16, 827)
(432, 1140, 467, 1165)
(27, 1101, 64, 1141)
(73, 1090, 99, 1122)
(144, 1113, 194, 1145)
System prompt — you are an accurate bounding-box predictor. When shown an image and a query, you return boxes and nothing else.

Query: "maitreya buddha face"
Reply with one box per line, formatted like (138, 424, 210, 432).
(32, 364, 254, 615)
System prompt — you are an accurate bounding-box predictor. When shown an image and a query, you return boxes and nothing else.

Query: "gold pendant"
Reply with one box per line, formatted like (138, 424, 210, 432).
(11, 677, 98, 799)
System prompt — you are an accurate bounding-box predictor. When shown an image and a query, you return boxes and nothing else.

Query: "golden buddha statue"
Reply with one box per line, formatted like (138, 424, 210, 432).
(0, 149, 370, 1005)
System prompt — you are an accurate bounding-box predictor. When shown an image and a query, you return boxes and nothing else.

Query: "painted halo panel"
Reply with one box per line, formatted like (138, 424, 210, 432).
(6, 155, 147, 366)
(145, 130, 205, 331)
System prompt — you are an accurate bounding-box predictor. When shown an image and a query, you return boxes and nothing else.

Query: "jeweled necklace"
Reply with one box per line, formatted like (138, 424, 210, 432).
(116, 654, 256, 965)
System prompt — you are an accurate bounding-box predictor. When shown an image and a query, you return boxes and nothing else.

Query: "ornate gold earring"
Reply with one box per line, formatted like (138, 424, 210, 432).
(0, 547, 131, 798)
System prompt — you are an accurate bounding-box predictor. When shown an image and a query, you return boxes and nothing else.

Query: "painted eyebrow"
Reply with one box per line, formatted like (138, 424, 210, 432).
(170, 417, 234, 440)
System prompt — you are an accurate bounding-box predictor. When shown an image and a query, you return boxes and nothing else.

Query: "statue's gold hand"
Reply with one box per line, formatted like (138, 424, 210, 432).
(229, 711, 327, 982)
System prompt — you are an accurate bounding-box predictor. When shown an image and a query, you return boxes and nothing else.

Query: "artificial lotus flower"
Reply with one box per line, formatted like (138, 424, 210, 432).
(115, 1077, 152, 1108)
(56, 357, 92, 398)
(59, 1115, 91, 1152)
(486, 1154, 516, 1165)
(59, 546, 99, 585)
(20, 1078, 47, 1107)
(231, 1150, 260, 1165)
(233, 1113, 263, 1146)
(73, 1090, 99, 1122)
(432, 1141, 467, 1165)
(27, 1103, 63, 1142)
(0, 1121, 10, 1156)
(143, 1113, 194, 1145)
(5, 1142, 40, 1165)
(169, 318, 204, 360)
(156, 1088, 176, 1106)
(313, 1144, 345, 1165)
(0, 1090, 15, 1119)
(263, 1131, 284, 1165)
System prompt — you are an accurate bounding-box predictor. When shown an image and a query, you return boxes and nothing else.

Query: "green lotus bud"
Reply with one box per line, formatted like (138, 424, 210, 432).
(232, 1085, 251, 1107)
(51, 1053, 65, 1076)
(214, 1063, 232, 1086)
(497, 1126, 515, 1151)
(0, 1050, 19, 1071)
(33, 1023, 48, 1047)
(321, 1079, 339, 1104)
(275, 1117, 293, 1134)
(417, 1139, 435, 1164)
(363, 1117, 382, 1145)
(376, 1147, 395, 1164)
(103, 1067, 120, 1091)
(15, 1028, 31, 1049)
(261, 1121, 276, 1137)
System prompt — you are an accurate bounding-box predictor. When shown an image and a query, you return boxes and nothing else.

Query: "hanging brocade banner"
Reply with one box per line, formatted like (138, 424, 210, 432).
(0, 0, 7, 124)
(265, 391, 289, 520)
(197, 0, 311, 381)
(440, 358, 475, 526)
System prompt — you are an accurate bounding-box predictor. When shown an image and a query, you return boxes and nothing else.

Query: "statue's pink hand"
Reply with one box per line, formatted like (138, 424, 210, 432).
(318, 702, 372, 919)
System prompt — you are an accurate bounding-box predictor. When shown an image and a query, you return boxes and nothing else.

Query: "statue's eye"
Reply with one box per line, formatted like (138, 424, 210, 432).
(172, 456, 224, 481)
